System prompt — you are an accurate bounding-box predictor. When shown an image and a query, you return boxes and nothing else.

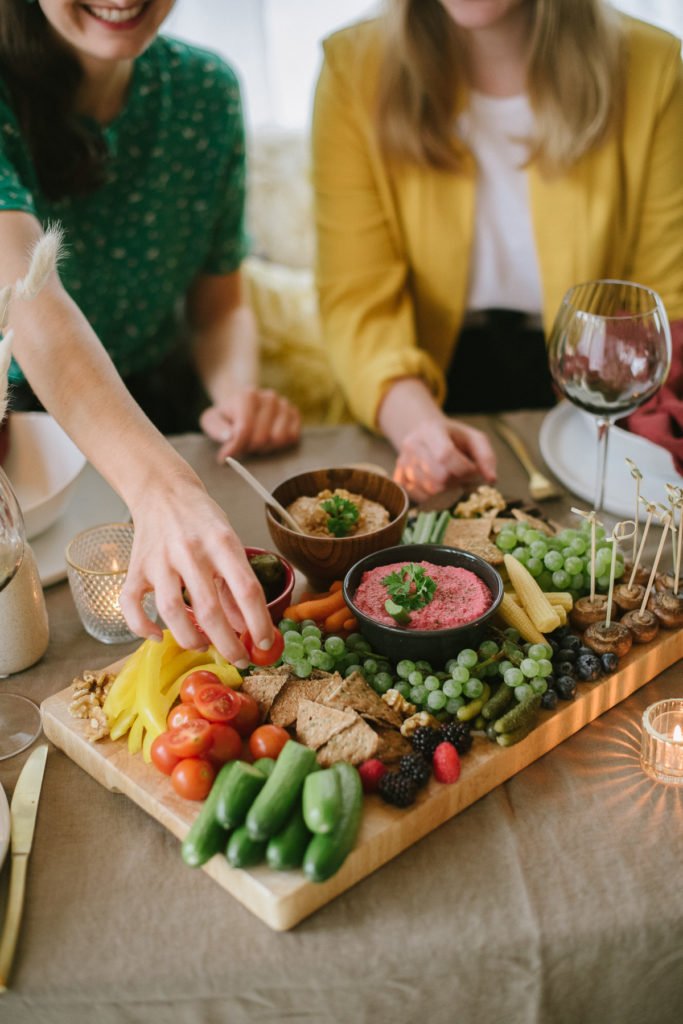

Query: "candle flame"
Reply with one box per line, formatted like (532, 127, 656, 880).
(674, 724, 683, 743)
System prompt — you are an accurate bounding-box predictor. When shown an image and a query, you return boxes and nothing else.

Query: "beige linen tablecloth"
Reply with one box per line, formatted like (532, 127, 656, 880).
(0, 416, 682, 1024)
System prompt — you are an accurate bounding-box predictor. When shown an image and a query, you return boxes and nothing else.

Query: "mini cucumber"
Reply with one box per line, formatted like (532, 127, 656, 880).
(181, 761, 235, 868)
(226, 825, 267, 868)
(215, 760, 267, 829)
(482, 683, 515, 721)
(494, 691, 542, 734)
(266, 803, 312, 871)
(302, 768, 342, 835)
(252, 757, 276, 778)
(246, 740, 318, 841)
(302, 762, 363, 884)
(457, 683, 491, 722)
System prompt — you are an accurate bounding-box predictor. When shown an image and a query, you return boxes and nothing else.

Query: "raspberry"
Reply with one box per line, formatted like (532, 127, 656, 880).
(358, 758, 387, 794)
(432, 742, 461, 784)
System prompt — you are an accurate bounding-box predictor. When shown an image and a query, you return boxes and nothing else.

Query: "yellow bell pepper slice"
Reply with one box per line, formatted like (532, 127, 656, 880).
(165, 661, 242, 707)
(127, 715, 144, 755)
(159, 649, 214, 694)
(108, 708, 137, 742)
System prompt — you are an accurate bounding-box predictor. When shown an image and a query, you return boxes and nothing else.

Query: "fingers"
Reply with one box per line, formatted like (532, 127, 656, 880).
(202, 389, 302, 461)
(449, 421, 497, 483)
(118, 574, 164, 642)
(211, 539, 276, 652)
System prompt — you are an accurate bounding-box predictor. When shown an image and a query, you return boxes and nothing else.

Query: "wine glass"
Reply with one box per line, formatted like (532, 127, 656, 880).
(0, 463, 44, 760)
(547, 280, 672, 514)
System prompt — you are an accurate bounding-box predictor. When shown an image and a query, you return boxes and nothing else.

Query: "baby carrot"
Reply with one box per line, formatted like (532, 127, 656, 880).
(324, 604, 354, 632)
(285, 589, 346, 622)
(329, 580, 343, 593)
(342, 616, 358, 631)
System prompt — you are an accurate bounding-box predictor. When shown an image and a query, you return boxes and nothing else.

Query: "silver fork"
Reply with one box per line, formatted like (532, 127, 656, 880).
(492, 418, 563, 501)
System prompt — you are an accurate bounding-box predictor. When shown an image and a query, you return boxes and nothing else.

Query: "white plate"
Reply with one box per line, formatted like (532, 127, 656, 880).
(0, 782, 9, 872)
(539, 402, 682, 519)
(31, 462, 129, 587)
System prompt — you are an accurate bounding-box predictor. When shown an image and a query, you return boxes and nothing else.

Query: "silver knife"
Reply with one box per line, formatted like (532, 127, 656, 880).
(0, 744, 48, 993)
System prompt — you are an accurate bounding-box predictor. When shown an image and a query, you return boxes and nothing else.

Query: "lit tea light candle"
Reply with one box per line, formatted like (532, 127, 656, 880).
(641, 699, 683, 785)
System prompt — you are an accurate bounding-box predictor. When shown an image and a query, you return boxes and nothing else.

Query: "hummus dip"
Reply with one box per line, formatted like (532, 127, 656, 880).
(354, 559, 492, 631)
(287, 488, 390, 539)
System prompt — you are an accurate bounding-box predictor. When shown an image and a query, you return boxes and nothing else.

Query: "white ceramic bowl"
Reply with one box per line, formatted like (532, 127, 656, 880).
(3, 412, 87, 539)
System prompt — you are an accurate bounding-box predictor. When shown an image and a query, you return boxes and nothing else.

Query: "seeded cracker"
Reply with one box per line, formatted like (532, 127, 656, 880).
(295, 699, 358, 750)
(316, 716, 379, 767)
(317, 672, 402, 730)
(241, 666, 291, 719)
(268, 670, 336, 728)
(442, 518, 504, 566)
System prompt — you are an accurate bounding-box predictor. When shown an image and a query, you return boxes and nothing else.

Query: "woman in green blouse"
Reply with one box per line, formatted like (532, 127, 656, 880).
(0, 0, 297, 661)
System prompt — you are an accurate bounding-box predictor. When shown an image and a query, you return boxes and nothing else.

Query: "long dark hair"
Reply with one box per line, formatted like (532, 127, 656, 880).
(0, 0, 107, 199)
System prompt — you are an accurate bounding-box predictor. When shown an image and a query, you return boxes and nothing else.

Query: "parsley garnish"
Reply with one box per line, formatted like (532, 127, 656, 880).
(382, 563, 437, 622)
(320, 495, 360, 537)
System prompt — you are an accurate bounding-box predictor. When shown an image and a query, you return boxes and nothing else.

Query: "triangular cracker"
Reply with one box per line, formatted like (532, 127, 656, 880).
(295, 699, 357, 750)
(443, 518, 504, 566)
(317, 671, 402, 729)
(375, 728, 412, 763)
(316, 717, 379, 767)
(241, 666, 291, 718)
(269, 670, 337, 728)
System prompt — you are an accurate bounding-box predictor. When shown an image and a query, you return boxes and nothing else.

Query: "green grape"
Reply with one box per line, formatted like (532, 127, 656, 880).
(397, 659, 416, 679)
(301, 624, 321, 639)
(345, 632, 365, 649)
(343, 663, 361, 678)
(478, 639, 499, 658)
(451, 665, 470, 684)
(514, 683, 533, 702)
(336, 652, 359, 671)
(354, 639, 372, 655)
(570, 573, 585, 592)
(299, 619, 318, 630)
(427, 689, 448, 711)
(303, 635, 322, 652)
(309, 650, 335, 671)
(436, 671, 449, 682)
(520, 658, 540, 678)
(595, 525, 607, 541)
(457, 649, 478, 669)
(278, 618, 299, 634)
(424, 675, 441, 692)
(570, 536, 587, 556)
(444, 658, 459, 674)
(363, 658, 378, 675)
(464, 677, 484, 699)
(324, 635, 346, 658)
(614, 559, 625, 579)
(544, 550, 564, 572)
(552, 569, 570, 590)
(524, 529, 544, 544)
(283, 643, 305, 664)
(497, 530, 517, 551)
(498, 659, 513, 675)
(529, 540, 548, 559)
(410, 684, 427, 705)
(504, 667, 524, 687)
(443, 678, 463, 699)
(408, 670, 424, 688)
(284, 630, 303, 645)
(564, 555, 584, 576)
(373, 673, 393, 695)
(292, 659, 312, 678)
(515, 522, 530, 539)
(446, 697, 465, 715)
(503, 627, 521, 643)
(537, 570, 554, 591)
(512, 546, 529, 564)
(528, 643, 552, 660)
(531, 678, 549, 694)
(393, 680, 412, 699)
(526, 557, 543, 577)
(536, 658, 553, 678)
(557, 528, 578, 543)
(561, 547, 574, 561)
(485, 663, 500, 678)
(597, 573, 611, 590)
(415, 660, 433, 674)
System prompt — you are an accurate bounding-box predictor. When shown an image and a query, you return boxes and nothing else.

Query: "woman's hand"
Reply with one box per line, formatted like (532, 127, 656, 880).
(393, 417, 497, 503)
(200, 386, 301, 462)
(119, 471, 275, 666)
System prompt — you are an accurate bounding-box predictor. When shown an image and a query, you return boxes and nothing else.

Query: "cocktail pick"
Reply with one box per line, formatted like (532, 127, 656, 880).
(626, 459, 642, 566)
(665, 484, 683, 594)
(639, 509, 672, 616)
(628, 497, 657, 589)
(605, 520, 636, 628)
(571, 506, 600, 601)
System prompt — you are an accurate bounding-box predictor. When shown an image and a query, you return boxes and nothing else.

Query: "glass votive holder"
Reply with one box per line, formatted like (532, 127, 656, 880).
(66, 523, 156, 644)
(640, 699, 683, 786)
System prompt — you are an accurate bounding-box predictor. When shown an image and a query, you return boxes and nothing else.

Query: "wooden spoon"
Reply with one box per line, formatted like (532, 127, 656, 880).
(225, 457, 304, 534)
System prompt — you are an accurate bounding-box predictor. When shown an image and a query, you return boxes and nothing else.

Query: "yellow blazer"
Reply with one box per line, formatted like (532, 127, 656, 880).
(312, 15, 683, 429)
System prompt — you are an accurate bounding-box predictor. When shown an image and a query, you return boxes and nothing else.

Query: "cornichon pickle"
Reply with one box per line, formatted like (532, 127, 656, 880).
(493, 691, 542, 734)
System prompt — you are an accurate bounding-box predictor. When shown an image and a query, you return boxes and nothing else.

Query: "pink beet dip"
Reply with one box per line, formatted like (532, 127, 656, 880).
(353, 559, 493, 631)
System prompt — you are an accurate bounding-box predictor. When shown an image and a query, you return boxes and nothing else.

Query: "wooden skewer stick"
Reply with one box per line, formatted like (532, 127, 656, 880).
(628, 497, 657, 589)
(571, 506, 600, 602)
(626, 459, 642, 567)
(640, 510, 672, 616)
(605, 520, 636, 628)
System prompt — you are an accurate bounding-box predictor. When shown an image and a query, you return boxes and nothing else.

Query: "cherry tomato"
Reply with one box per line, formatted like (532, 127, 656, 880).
(248, 724, 290, 761)
(167, 703, 203, 731)
(180, 669, 222, 704)
(150, 733, 181, 776)
(165, 719, 213, 758)
(206, 723, 242, 765)
(171, 757, 216, 801)
(194, 683, 240, 723)
(231, 691, 261, 738)
(240, 628, 285, 667)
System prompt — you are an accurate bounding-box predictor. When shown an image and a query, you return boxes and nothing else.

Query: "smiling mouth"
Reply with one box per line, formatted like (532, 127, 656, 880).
(82, 3, 150, 26)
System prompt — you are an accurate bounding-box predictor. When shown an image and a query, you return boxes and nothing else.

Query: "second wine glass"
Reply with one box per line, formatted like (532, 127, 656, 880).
(547, 280, 671, 514)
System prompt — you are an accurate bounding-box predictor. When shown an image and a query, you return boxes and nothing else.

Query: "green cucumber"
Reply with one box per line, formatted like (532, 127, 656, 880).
(181, 762, 235, 868)
(245, 740, 318, 841)
(302, 768, 342, 835)
(253, 757, 276, 778)
(302, 762, 363, 883)
(266, 803, 312, 871)
(226, 825, 267, 868)
(215, 760, 267, 829)
(494, 691, 542, 734)
(430, 509, 451, 544)
(482, 683, 515, 721)
(385, 598, 410, 624)
(413, 511, 436, 545)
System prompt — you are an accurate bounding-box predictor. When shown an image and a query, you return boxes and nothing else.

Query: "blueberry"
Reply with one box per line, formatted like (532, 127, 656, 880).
(551, 625, 571, 640)
(576, 653, 602, 682)
(547, 638, 560, 656)
(600, 652, 619, 674)
(577, 646, 595, 659)
(555, 660, 576, 678)
(541, 689, 559, 710)
(560, 634, 582, 652)
(555, 675, 578, 700)
(556, 648, 576, 663)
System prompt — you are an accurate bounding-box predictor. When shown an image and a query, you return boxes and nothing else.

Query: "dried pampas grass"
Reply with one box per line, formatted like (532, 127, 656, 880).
(0, 329, 13, 423)
(16, 223, 65, 300)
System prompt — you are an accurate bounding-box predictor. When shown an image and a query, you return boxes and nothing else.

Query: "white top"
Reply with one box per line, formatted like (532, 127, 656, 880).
(458, 91, 543, 316)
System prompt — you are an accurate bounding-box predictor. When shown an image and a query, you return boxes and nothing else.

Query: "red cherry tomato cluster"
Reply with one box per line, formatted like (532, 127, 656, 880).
(151, 669, 262, 801)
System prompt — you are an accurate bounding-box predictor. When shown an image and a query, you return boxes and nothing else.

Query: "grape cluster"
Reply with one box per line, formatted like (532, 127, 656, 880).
(495, 521, 624, 600)
(278, 619, 397, 689)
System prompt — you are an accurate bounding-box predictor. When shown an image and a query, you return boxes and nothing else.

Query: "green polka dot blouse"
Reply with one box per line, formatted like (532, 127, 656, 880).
(0, 36, 248, 383)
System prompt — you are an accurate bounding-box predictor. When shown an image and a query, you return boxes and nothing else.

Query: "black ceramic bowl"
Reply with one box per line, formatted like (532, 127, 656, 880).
(343, 544, 504, 664)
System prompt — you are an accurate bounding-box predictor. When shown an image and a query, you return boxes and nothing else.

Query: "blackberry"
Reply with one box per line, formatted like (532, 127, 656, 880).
(378, 772, 418, 808)
(398, 753, 431, 788)
(440, 721, 473, 755)
(411, 726, 442, 759)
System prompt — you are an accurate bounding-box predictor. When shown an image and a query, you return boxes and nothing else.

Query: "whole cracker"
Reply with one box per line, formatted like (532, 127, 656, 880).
(295, 699, 357, 751)
(316, 716, 379, 767)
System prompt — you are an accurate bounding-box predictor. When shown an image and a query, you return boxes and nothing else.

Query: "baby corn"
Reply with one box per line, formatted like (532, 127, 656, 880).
(503, 554, 562, 634)
(498, 593, 546, 644)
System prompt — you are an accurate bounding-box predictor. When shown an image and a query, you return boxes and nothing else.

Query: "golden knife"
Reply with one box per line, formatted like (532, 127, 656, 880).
(0, 743, 48, 993)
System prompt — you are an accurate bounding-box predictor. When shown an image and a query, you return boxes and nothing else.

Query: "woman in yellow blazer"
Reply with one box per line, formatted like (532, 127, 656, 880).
(312, 0, 683, 500)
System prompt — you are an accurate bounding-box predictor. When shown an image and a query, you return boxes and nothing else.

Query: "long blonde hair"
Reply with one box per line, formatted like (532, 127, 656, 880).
(376, 0, 623, 173)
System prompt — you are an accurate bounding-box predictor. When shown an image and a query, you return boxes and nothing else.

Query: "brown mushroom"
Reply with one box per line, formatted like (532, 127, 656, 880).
(623, 562, 650, 587)
(655, 572, 683, 597)
(613, 583, 645, 612)
(570, 594, 609, 631)
(648, 590, 683, 628)
(620, 609, 660, 644)
(583, 621, 633, 658)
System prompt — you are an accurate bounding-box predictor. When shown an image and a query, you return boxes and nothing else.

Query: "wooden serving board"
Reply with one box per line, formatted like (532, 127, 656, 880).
(41, 629, 683, 931)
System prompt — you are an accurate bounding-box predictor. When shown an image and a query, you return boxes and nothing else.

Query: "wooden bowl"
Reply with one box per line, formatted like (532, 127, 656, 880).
(266, 467, 409, 586)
